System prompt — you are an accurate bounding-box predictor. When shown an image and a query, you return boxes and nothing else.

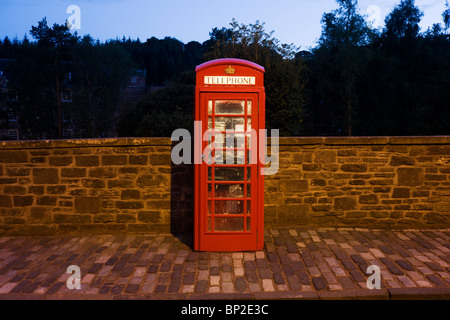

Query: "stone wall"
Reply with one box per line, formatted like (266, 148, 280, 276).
(0, 136, 449, 236)
(266, 137, 450, 229)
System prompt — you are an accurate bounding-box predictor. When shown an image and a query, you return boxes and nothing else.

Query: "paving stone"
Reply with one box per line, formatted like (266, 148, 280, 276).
(396, 260, 415, 271)
(235, 278, 247, 292)
(312, 277, 327, 291)
(388, 266, 405, 276)
(273, 273, 285, 285)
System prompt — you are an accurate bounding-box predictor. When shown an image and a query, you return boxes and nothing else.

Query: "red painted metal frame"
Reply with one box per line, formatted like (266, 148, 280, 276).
(194, 59, 265, 252)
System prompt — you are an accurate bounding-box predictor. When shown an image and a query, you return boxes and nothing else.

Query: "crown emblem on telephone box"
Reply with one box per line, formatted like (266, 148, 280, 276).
(225, 65, 236, 75)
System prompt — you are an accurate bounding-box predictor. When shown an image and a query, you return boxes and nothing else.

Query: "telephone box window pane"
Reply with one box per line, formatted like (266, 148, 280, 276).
(215, 117, 245, 131)
(214, 217, 244, 232)
(247, 201, 251, 215)
(215, 184, 244, 198)
(208, 167, 213, 181)
(214, 200, 244, 215)
(216, 100, 245, 115)
(208, 184, 212, 197)
(208, 118, 213, 129)
(246, 218, 251, 232)
(208, 101, 213, 115)
(215, 167, 245, 181)
(247, 118, 252, 131)
(223, 150, 245, 165)
(247, 168, 251, 181)
(215, 150, 224, 164)
(247, 185, 251, 198)
(247, 101, 252, 115)
(208, 201, 212, 215)
(207, 217, 212, 232)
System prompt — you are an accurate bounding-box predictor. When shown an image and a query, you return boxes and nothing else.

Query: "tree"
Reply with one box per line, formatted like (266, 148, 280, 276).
(308, 0, 373, 136)
(444, 1, 450, 33)
(72, 36, 134, 137)
(384, 0, 423, 39)
(204, 19, 307, 136)
(30, 18, 79, 138)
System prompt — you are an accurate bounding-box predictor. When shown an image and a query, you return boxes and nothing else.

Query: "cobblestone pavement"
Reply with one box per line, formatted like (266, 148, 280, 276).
(0, 228, 449, 300)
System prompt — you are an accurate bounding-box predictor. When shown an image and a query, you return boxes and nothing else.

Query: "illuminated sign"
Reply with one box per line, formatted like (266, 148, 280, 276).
(204, 76, 256, 85)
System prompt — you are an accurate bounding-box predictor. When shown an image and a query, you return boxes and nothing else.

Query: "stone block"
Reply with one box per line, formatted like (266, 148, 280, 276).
(6, 168, 31, 176)
(392, 188, 410, 198)
(397, 168, 423, 186)
(36, 196, 58, 206)
(28, 207, 51, 224)
(314, 150, 337, 164)
(102, 155, 127, 166)
(359, 194, 379, 204)
(0, 195, 12, 207)
(49, 156, 73, 166)
(115, 201, 144, 210)
(13, 196, 34, 207)
(47, 186, 66, 194)
(280, 180, 309, 192)
(121, 189, 141, 200)
(75, 156, 100, 166)
(53, 214, 92, 224)
(3, 186, 27, 195)
(62, 168, 86, 178)
(89, 167, 117, 179)
(32, 168, 59, 184)
(129, 155, 148, 165)
(0, 151, 28, 163)
(334, 197, 357, 211)
(389, 156, 415, 166)
(150, 154, 171, 166)
(341, 164, 367, 172)
(75, 196, 101, 213)
(436, 203, 450, 213)
(138, 211, 162, 223)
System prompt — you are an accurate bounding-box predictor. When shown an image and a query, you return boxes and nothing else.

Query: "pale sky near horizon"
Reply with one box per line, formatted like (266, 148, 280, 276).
(0, 0, 447, 50)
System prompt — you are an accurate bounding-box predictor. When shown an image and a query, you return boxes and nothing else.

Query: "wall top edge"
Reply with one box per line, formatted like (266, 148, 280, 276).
(0, 136, 449, 150)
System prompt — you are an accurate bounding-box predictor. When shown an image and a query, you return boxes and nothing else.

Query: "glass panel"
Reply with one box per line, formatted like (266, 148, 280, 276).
(208, 167, 213, 181)
(208, 117, 213, 129)
(247, 118, 252, 131)
(247, 168, 251, 181)
(225, 132, 245, 149)
(214, 200, 244, 215)
(247, 184, 251, 198)
(207, 217, 212, 232)
(208, 184, 212, 198)
(214, 184, 244, 198)
(246, 217, 251, 232)
(214, 217, 244, 232)
(215, 167, 245, 181)
(215, 117, 245, 131)
(208, 201, 212, 215)
(216, 100, 245, 115)
(247, 101, 252, 115)
(208, 101, 213, 115)
(215, 150, 224, 165)
(247, 201, 251, 215)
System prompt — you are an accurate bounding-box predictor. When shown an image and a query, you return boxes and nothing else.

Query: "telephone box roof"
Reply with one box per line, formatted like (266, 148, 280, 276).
(196, 58, 265, 73)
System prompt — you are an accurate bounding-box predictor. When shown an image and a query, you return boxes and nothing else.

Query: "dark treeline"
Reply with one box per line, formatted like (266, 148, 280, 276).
(1, 0, 450, 139)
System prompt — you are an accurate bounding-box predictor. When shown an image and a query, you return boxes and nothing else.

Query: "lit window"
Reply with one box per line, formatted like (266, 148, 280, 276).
(8, 130, 18, 140)
(62, 91, 72, 102)
(7, 111, 16, 122)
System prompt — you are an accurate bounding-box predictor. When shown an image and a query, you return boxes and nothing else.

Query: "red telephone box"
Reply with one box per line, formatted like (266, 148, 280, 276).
(194, 58, 265, 252)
